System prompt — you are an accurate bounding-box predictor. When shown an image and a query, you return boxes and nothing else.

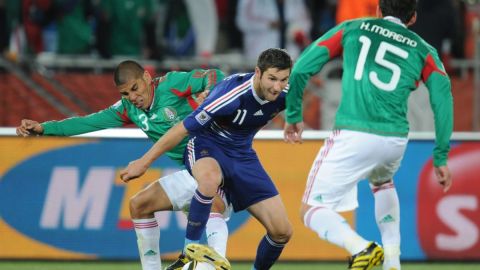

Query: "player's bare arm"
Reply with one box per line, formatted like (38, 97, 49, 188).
(16, 119, 44, 137)
(120, 121, 189, 182)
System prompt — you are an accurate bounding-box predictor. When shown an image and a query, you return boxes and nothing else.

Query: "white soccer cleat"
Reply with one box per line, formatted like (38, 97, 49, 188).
(182, 261, 216, 270)
(185, 243, 231, 270)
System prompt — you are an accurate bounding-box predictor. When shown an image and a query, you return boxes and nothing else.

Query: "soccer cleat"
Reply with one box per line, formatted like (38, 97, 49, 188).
(183, 260, 198, 270)
(348, 242, 384, 270)
(165, 253, 190, 270)
(185, 243, 231, 270)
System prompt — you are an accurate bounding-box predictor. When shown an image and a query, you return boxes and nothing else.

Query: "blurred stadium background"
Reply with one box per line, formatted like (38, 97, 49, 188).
(1, 0, 480, 269)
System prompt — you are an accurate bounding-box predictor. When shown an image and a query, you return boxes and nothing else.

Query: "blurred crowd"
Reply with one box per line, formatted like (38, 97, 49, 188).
(0, 0, 473, 64)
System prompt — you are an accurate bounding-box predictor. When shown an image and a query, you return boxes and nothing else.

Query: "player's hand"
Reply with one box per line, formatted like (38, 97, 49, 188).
(16, 119, 44, 137)
(283, 122, 304, 144)
(196, 90, 210, 105)
(434, 165, 452, 192)
(120, 159, 149, 182)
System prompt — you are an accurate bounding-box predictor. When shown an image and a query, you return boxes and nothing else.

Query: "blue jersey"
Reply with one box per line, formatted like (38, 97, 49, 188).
(183, 72, 287, 152)
(182, 72, 288, 211)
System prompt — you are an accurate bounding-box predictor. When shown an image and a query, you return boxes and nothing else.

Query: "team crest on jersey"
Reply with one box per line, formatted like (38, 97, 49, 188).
(162, 107, 177, 121)
(195, 110, 211, 125)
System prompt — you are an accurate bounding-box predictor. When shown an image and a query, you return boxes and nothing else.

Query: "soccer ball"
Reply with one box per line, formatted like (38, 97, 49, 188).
(181, 261, 215, 270)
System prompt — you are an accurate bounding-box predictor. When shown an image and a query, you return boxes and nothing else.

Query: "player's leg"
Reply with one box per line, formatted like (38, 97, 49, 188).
(371, 180, 400, 270)
(176, 195, 230, 269)
(301, 202, 384, 270)
(129, 169, 228, 270)
(301, 130, 370, 252)
(247, 195, 293, 270)
(129, 178, 173, 270)
(207, 201, 228, 257)
(300, 202, 371, 253)
(166, 197, 229, 270)
(368, 136, 407, 270)
(180, 138, 231, 269)
(301, 130, 386, 269)
(185, 157, 223, 247)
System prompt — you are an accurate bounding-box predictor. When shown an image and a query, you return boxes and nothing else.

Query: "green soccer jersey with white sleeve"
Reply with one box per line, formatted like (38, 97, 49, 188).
(287, 17, 453, 166)
(42, 69, 225, 165)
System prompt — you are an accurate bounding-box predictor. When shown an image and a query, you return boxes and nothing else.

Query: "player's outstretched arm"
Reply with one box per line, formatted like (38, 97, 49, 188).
(16, 119, 44, 137)
(120, 121, 189, 182)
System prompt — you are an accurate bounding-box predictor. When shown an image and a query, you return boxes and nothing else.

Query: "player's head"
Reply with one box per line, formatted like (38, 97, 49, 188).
(378, 0, 417, 26)
(114, 60, 154, 110)
(254, 48, 292, 101)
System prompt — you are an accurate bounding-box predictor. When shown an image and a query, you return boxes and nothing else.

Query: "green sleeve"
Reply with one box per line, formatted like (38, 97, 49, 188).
(41, 101, 130, 136)
(423, 55, 453, 166)
(167, 69, 225, 95)
(286, 23, 345, 124)
(428, 76, 453, 167)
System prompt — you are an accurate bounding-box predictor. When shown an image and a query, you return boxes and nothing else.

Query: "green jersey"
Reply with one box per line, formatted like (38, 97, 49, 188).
(42, 69, 225, 165)
(287, 17, 453, 166)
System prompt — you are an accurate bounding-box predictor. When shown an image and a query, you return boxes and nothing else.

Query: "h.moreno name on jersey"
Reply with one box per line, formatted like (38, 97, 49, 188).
(359, 21, 418, 47)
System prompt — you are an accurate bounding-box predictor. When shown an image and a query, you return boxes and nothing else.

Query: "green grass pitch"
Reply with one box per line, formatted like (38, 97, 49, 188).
(1, 261, 480, 270)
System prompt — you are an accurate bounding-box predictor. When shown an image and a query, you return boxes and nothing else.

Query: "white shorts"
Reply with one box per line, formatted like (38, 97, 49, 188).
(303, 130, 408, 212)
(158, 170, 232, 220)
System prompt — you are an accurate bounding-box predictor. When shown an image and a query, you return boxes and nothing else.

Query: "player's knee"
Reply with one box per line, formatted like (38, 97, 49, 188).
(268, 221, 293, 243)
(196, 170, 221, 184)
(370, 179, 393, 188)
(129, 193, 148, 219)
(195, 171, 221, 196)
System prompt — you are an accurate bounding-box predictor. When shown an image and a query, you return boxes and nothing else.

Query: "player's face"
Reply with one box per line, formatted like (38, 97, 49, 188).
(117, 71, 153, 110)
(255, 67, 290, 101)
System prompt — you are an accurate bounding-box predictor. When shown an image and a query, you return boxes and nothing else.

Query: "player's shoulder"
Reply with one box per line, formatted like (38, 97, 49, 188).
(216, 72, 253, 91)
(408, 31, 439, 55)
(110, 98, 128, 109)
(109, 98, 138, 115)
(223, 72, 254, 83)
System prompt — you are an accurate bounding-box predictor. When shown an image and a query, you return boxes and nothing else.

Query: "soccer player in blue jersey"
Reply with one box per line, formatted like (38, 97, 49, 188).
(16, 61, 229, 270)
(121, 48, 294, 270)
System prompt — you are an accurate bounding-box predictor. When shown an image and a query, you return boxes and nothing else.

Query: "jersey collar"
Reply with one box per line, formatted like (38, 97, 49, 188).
(146, 81, 156, 111)
(250, 74, 270, 105)
(383, 16, 406, 28)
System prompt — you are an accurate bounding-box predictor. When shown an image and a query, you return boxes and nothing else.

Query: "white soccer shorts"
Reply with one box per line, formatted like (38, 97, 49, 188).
(303, 129, 408, 212)
(158, 170, 232, 220)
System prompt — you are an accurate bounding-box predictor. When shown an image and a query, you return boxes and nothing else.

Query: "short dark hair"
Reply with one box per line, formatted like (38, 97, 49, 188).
(256, 48, 293, 74)
(379, 0, 416, 24)
(113, 60, 144, 86)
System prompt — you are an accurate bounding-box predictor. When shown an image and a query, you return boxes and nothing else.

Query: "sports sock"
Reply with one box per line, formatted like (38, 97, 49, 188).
(206, 213, 229, 257)
(304, 206, 369, 255)
(185, 189, 214, 249)
(253, 234, 285, 270)
(133, 218, 161, 270)
(372, 182, 401, 269)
